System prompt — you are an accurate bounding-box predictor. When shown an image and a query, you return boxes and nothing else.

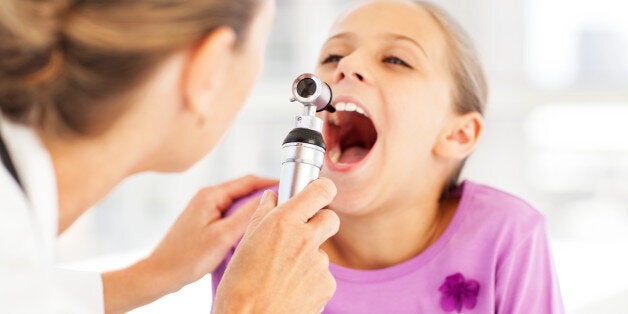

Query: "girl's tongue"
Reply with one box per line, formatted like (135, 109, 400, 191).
(338, 146, 369, 164)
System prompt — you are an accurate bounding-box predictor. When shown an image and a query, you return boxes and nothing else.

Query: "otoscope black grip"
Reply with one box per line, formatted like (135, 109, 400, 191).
(282, 128, 326, 149)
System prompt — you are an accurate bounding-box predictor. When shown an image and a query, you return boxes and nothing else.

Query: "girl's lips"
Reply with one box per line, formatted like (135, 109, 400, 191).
(324, 147, 374, 173)
(322, 95, 378, 173)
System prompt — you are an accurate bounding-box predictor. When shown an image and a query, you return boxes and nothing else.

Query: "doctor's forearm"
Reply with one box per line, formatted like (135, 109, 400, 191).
(102, 257, 180, 314)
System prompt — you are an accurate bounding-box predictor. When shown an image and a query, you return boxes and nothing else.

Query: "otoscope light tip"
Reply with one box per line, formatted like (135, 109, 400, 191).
(291, 73, 333, 112)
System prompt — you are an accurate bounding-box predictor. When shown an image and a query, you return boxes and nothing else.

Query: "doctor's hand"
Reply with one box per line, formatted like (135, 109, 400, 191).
(213, 178, 340, 314)
(102, 175, 277, 314)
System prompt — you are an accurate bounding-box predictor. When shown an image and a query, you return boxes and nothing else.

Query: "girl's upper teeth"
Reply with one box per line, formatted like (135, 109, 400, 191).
(334, 102, 368, 117)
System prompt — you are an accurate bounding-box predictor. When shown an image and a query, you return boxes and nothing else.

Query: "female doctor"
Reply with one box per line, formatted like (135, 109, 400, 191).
(0, 0, 339, 313)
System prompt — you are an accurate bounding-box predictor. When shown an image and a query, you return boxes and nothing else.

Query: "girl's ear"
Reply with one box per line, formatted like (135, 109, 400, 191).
(433, 111, 484, 160)
(180, 26, 237, 120)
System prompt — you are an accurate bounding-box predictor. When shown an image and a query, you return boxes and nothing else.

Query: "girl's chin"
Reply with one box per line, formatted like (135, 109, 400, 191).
(327, 192, 373, 216)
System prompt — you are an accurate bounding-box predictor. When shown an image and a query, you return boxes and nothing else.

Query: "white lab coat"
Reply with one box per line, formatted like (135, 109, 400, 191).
(0, 116, 104, 313)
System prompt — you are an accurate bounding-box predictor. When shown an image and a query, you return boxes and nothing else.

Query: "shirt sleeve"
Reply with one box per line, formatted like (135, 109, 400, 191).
(52, 268, 105, 314)
(494, 217, 565, 313)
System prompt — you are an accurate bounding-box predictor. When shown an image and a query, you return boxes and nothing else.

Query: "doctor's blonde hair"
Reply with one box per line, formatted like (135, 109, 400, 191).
(0, 0, 262, 134)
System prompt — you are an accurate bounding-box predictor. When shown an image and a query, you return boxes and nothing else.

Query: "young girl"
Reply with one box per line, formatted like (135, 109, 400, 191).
(213, 0, 564, 312)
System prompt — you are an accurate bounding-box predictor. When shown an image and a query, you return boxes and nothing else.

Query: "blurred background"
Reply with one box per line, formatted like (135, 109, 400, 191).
(56, 0, 628, 312)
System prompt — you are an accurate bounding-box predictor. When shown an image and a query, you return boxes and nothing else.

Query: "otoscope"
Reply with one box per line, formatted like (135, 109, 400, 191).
(278, 73, 336, 204)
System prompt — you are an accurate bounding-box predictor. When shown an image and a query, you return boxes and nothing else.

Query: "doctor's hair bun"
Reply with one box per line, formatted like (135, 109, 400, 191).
(0, 0, 261, 134)
(0, 0, 69, 125)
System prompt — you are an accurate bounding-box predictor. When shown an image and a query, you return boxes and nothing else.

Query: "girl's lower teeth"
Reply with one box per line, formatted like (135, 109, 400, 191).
(329, 147, 341, 163)
(328, 146, 370, 165)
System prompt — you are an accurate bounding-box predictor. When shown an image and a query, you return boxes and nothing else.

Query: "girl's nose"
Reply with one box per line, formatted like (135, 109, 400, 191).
(333, 53, 368, 84)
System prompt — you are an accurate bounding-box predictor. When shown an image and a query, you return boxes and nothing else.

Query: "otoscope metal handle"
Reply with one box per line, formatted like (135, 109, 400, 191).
(278, 142, 325, 204)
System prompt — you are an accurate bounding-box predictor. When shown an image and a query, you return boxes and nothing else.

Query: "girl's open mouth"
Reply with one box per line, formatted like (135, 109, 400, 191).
(324, 101, 378, 170)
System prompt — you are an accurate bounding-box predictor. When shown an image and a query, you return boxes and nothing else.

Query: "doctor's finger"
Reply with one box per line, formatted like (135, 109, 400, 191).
(222, 195, 261, 235)
(307, 209, 340, 247)
(275, 178, 337, 224)
(201, 175, 278, 211)
(247, 189, 278, 229)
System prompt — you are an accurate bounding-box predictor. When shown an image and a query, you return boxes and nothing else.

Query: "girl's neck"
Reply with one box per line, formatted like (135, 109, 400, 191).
(322, 196, 459, 270)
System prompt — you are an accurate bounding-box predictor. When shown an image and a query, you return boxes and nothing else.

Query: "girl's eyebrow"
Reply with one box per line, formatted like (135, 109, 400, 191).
(324, 31, 428, 59)
(324, 32, 356, 44)
(385, 33, 429, 59)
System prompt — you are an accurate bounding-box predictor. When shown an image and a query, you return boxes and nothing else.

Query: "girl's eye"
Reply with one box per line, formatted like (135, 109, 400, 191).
(383, 56, 411, 68)
(322, 54, 343, 64)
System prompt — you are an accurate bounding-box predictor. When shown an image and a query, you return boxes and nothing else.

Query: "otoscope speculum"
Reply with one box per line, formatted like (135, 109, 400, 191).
(290, 73, 336, 114)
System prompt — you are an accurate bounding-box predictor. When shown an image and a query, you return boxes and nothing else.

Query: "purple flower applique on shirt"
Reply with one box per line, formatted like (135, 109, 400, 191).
(438, 273, 480, 312)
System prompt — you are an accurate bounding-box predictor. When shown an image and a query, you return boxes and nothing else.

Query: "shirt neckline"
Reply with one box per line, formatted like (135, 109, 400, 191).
(329, 180, 477, 283)
(0, 116, 59, 243)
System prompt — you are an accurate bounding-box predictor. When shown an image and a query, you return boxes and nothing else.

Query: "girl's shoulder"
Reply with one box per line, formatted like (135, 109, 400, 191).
(459, 180, 546, 235)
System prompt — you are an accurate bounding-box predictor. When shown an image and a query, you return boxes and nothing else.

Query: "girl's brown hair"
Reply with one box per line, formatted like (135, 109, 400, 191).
(0, 0, 261, 134)
(413, 1, 487, 116)
(413, 1, 489, 192)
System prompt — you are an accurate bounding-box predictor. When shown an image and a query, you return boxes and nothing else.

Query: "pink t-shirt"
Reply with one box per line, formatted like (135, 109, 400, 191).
(212, 181, 565, 313)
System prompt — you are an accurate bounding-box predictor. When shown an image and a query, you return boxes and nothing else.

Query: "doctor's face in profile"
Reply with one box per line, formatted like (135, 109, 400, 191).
(214, 0, 277, 133)
(142, 0, 276, 172)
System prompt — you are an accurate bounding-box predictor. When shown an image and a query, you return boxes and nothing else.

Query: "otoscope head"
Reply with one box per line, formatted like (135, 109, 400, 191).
(296, 77, 318, 98)
(290, 73, 336, 113)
